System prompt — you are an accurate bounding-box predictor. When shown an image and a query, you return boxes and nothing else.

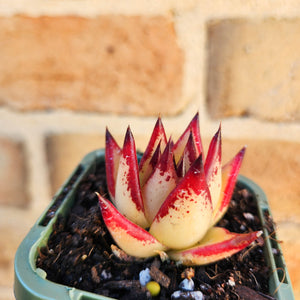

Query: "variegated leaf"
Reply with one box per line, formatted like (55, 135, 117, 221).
(97, 193, 167, 258)
(204, 125, 222, 210)
(115, 127, 149, 228)
(105, 128, 121, 202)
(142, 140, 177, 223)
(139, 117, 167, 186)
(168, 227, 261, 265)
(149, 155, 212, 249)
(211, 147, 246, 225)
(173, 112, 203, 163)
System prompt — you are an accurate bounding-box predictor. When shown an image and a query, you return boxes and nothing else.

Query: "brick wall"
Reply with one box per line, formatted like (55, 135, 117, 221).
(1, 1, 300, 299)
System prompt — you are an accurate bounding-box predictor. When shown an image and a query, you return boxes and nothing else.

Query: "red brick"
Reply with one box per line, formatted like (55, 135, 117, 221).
(219, 138, 300, 223)
(0, 137, 28, 207)
(207, 19, 300, 121)
(46, 134, 104, 194)
(0, 15, 183, 116)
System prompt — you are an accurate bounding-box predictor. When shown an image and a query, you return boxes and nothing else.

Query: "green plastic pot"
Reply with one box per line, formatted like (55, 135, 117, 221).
(14, 149, 295, 300)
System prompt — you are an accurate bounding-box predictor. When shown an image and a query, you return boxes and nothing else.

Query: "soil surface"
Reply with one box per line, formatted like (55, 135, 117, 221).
(36, 161, 278, 300)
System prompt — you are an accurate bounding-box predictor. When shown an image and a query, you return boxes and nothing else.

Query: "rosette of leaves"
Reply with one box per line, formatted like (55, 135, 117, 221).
(97, 114, 261, 265)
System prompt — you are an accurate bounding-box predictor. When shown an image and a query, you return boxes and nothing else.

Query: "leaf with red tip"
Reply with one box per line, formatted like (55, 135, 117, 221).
(139, 117, 167, 186)
(142, 140, 177, 223)
(115, 127, 149, 228)
(211, 147, 246, 225)
(105, 128, 121, 202)
(173, 113, 203, 163)
(149, 140, 161, 170)
(176, 131, 198, 177)
(149, 155, 212, 250)
(176, 158, 185, 179)
(204, 125, 222, 210)
(168, 227, 261, 265)
(97, 193, 167, 258)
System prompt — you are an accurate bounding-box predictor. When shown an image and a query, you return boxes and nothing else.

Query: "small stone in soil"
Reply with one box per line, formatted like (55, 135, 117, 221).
(139, 268, 151, 286)
(179, 278, 195, 291)
(171, 290, 204, 300)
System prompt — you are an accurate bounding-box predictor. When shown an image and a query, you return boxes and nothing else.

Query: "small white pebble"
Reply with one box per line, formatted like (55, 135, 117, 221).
(171, 290, 203, 300)
(192, 291, 204, 300)
(100, 269, 112, 280)
(228, 279, 235, 287)
(139, 268, 151, 286)
(179, 278, 194, 291)
(243, 212, 255, 221)
(171, 291, 181, 298)
(240, 224, 246, 231)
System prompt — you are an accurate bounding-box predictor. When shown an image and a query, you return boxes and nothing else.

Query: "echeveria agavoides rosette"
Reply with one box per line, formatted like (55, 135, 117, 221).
(99, 113, 261, 264)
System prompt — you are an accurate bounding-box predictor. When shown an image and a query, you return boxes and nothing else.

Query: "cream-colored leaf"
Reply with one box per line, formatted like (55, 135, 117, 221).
(149, 155, 212, 249)
(168, 227, 261, 265)
(98, 193, 167, 258)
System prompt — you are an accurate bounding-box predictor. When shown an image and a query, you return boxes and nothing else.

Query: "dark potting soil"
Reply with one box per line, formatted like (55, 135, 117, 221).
(40, 165, 84, 226)
(36, 161, 278, 300)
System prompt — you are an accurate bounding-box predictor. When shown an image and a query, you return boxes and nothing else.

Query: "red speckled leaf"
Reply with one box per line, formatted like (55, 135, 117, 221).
(173, 113, 203, 163)
(115, 127, 149, 228)
(105, 128, 121, 202)
(168, 227, 261, 265)
(204, 125, 222, 210)
(139, 117, 167, 186)
(211, 147, 246, 225)
(97, 193, 167, 258)
(142, 140, 177, 223)
(176, 131, 198, 177)
(149, 155, 212, 249)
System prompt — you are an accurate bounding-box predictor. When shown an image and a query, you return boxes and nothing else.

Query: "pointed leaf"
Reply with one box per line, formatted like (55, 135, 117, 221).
(139, 117, 167, 186)
(149, 155, 212, 249)
(97, 193, 167, 258)
(168, 227, 261, 265)
(211, 147, 246, 225)
(204, 125, 222, 210)
(115, 127, 149, 228)
(173, 113, 203, 163)
(142, 140, 177, 223)
(149, 140, 161, 170)
(105, 128, 121, 202)
(176, 131, 198, 177)
(176, 157, 185, 179)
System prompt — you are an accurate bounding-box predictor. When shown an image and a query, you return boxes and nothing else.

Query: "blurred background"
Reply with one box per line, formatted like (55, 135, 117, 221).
(0, 1, 299, 299)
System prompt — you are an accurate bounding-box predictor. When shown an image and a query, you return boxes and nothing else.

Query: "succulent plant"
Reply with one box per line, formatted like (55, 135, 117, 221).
(97, 113, 261, 265)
